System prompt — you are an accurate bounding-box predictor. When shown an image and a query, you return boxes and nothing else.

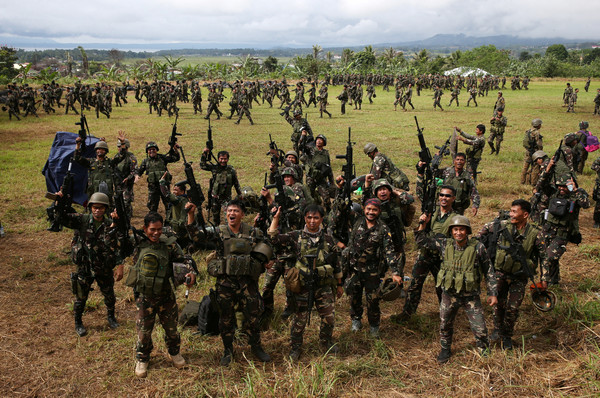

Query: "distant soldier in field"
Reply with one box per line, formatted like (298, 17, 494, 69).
(318, 84, 332, 118)
(488, 109, 507, 155)
(585, 77, 591, 93)
(466, 86, 478, 107)
(591, 156, 600, 228)
(448, 85, 460, 107)
(521, 119, 544, 186)
(563, 83, 573, 107)
(205, 86, 223, 120)
(456, 124, 486, 183)
(401, 83, 414, 111)
(6, 90, 21, 121)
(566, 88, 578, 113)
(307, 82, 317, 108)
(594, 88, 600, 115)
(367, 83, 375, 104)
(337, 85, 349, 115)
(433, 85, 444, 111)
(64, 87, 79, 115)
(493, 91, 505, 115)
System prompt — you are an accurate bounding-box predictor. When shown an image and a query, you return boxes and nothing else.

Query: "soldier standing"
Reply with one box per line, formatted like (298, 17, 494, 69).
(337, 85, 349, 115)
(488, 109, 507, 155)
(235, 88, 254, 125)
(433, 85, 444, 111)
(456, 124, 486, 183)
(364, 143, 410, 191)
(269, 204, 344, 361)
(466, 86, 478, 107)
(205, 86, 223, 120)
(307, 82, 317, 108)
(401, 83, 414, 111)
(366, 83, 375, 104)
(318, 85, 332, 118)
(136, 141, 180, 213)
(591, 156, 600, 228)
(563, 83, 573, 107)
(437, 153, 480, 216)
(585, 77, 591, 93)
(112, 132, 138, 218)
(415, 214, 497, 364)
(305, 134, 334, 209)
(74, 139, 116, 205)
(594, 88, 600, 115)
(200, 149, 242, 225)
(448, 85, 460, 107)
(64, 87, 79, 115)
(521, 118, 544, 186)
(493, 91, 505, 115)
(283, 108, 313, 157)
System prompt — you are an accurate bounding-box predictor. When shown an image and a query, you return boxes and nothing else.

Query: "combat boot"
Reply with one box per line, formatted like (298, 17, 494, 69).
(74, 304, 87, 337)
(281, 306, 293, 321)
(220, 346, 234, 366)
(437, 348, 451, 364)
(135, 361, 148, 378)
(501, 337, 513, 351)
(369, 325, 380, 338)
(107, 308, 119, 329)
(250, 334, 271, 362)
(170, 353, 186, 368)
(320, 339, 339, 355)
(289, 344, 302, 362)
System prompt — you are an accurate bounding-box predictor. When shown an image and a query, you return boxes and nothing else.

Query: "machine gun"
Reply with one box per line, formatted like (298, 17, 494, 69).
(114, 190, 137, 258)
(75, 111, 90, 151)
(46, 158, 76, 232)
(168, 114, 182, 150)
(332, 127, 356, 245)
(415, 116, 451, 221)
(180, 145, 207, 229)
(267, 134, 285, 167)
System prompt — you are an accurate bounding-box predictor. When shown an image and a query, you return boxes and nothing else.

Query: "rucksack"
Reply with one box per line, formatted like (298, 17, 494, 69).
(585, 132, 599, 152)
(197, 289, 220, 336)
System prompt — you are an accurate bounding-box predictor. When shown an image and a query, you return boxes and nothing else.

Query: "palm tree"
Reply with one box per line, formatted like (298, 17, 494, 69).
(325, 51, 333, 65)
(312, 44, 322, 60)
(77, 46, 89, 78)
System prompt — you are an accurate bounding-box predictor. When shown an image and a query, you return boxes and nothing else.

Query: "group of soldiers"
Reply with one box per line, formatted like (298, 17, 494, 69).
(45, 79, 600, 377)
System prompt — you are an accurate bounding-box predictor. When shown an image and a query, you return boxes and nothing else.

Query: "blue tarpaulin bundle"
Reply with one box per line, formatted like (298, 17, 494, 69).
(42, 131, 99, 206)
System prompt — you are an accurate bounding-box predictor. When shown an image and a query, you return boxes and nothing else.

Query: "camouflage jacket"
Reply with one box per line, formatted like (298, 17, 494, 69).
(523, 128, 543, 157)
(592, 157, 600, 185)
(490, 115, 507, 135)
(137, 150, 180, 184)
(459, 131, 485, 161)
(346, 217, 397, 276)
(441, 167, 480, 210)
(199, 159, 241, 199)
(370, 152, 410, 191)
(112, 150, 138, 190)
(73, 151, 116, 198)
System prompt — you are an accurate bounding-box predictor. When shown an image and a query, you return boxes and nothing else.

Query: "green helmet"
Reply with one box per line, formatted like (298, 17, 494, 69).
(316, 134, 327, 146)
(281, 167, 297, 180)
(449, 215, 472, 234)
(579, 121, 589, 130)
(564, 133, 578, 145)
(372, 178, 392, 192)
(555, 174, 572, 186)
(117, 138, 130, 149)
(88, 192, 110, 207)
(146, 141, 159, 152)
(251, 242, 273, 263)
(375, 278, 402, 301)
(531, 118, 542, 128)
(532, 150, 547, 162)
(285, 150, 299, 160)
(532, 288, 556, 312)
(293, 108, 302, 117)
(364, 142, 377, 155)
(94, 141, 109, 153)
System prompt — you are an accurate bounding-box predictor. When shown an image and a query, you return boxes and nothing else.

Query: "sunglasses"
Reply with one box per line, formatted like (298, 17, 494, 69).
(439, 193, 453, 198)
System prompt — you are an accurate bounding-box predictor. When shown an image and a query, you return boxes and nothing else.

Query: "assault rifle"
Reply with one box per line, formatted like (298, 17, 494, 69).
(179, 146, 207, 228)
(255, 173, 271, 234)
(303, 253, 319, 326)
(267, 134, 285, 167)
(46, 158, 75, 232)
(114, 190, 136, 258)
(333, 127, 356, 245)
(75, 111, 90, 152)
(168, 114, 181, 149)
(265, 171, 293, 231)
(415, 116, 451, 221)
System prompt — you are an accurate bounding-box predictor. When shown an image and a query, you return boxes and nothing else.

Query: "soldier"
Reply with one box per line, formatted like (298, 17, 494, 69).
(437, 153, 480, 216)
(354, 83, 363, 110)
(345, 198, 398, 337)
(537, 174, 590, 285)
(283, 108, 313, 157)
(200, 149, 242, 225)
(575, 121, 592, 173)
(415, 214, 497, 364)
(396, 185, 457, 320)
(478, 199, 544, 350)
(304, 134, 334, 209)
(5, 90, 21, 121)
(136, 141, 180, 213)
(466, 86, 478, 107)
(433, 85, 444, 111)
(57, 192, 123, 337)
(202, 199, 272, 365)
(488, 109, 507, 155)
(269, 204, 343, 361)
(366, 83, 375, 104)
(205, 86, 223, 120)
(74, 139, 116, 205)
(112, 131, 138, 218)
(591, 156, 600, 228)
(235, 88, 254, 125)
(493, 91, 505, 115)
(521, 118, 544, 186)
(64, 87, 79, 115)
(364, 143, 410, 191)
(159, 175, 190, 247)
(191, 84, 203, 114)
(563, 83, 573, 107)
(594, 88, 600, 115)
(337, 85, 349, 115)
(585, 77, 591, 93)
(448, 85, 460, 107)
(456, 124, 486, 183)
(318, 84, 332, 118)
(401, 83, 414, 111)
(567, 88, 579, 113)
(268, 150, 304, 185)
(128, 211, 196, 377)
(307, 82, 317, 108)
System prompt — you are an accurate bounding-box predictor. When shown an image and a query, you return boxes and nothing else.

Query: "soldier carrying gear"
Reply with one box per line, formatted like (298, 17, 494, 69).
(364, 143, 410, 191)
(137, 140, 180, 213)
(75, 137, 116, 206)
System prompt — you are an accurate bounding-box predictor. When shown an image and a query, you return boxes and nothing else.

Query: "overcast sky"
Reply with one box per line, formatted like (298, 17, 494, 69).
(1, 0, 598, 48)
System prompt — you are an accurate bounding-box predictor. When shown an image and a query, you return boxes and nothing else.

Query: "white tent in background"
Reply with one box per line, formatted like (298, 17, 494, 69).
(443, 67, 491, 77)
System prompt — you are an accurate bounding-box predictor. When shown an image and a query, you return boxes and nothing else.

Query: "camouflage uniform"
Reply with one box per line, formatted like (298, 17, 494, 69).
(200, 156, 242, 225)
(522, 125, 544, 185)
(159, 179, 189, 244)
(466, 87, 478, 107)
(488, 114, 507, 154)
(370, 152, 410, 191)
(61, 213, 120, 331)
(284, 112, 313, 156)
(337, 86, 349, 114)
(433, 87, 444, 111)
(305, 145, 334, 209)
(478, 220, 544, 341)
(345, 217, 396, 327)
(270, 227, 343, 351)
(592, 157, 600, 226)
(440, 167, 480, 215)
(128, 234, 194, 362)
(415, 230, 496, 352)
(112, 148, 138, 218)
(403, 208, 456, 315)
(448, 87, 460, 107)
(137, 147, 180, 212)
(74, 148, 116, 205)
(318, 85, 331, 118)
(459, 130, 485, 183)
(204, 88, 223, 120)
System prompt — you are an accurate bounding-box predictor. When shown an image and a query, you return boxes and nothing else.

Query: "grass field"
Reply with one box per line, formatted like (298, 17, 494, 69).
(0, 79, 599, 397)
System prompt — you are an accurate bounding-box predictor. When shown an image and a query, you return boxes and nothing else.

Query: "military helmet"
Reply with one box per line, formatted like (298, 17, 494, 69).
(117, 138, 130, 149)
(531, 287, 556, 312)
(281, 167, 298, 180)
(146, 141, 159, 152)
(375, 278, 403, 301)
(94, 140, 109, 153)
(531, 118, 543, 128)
(364, 142, 377, 155)
(564, 133, 578, 145)
(449, 215, 472, 234)
(372, 178, 392, 192)
(315, 134, 327, 146)
(532, 150, 547, 162)
(555, 174, 572, 186)
(579, 121, 589, 130)
(88, 192, 110, 207)
(293, 108, 302, 117)
(251, 242, 274, 263)
(172, 258, 195, 287)
(285, 150, 299, 160)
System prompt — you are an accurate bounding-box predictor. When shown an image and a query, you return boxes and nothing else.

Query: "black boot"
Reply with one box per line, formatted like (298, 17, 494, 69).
(220, 337, 234, 366)
(74, 303, 87, 337)
(107, 308, 119, 329)
(501, 336, 513, 351)
(289, 343, 302, 361)
(250, 334, 271, 362)
(437, 348, 451, 364)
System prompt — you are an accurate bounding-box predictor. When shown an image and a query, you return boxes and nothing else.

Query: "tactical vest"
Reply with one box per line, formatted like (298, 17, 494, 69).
(445, 172, 471, 210)
(466, 140, 483, 160)
(131, 235, 176, 296)
(211, 224, 263, 279)
(88, 158, 114, 195)
(295, 234, 335, 286)
(145, 156, 167, 184)
(115, 153, 134, 177)
(213, 167, 234, 196)
(545, 194, 577, 235)
(494, 222, 539, 275)
(437, 239, 480, 294)
(380, 202, 405, 245)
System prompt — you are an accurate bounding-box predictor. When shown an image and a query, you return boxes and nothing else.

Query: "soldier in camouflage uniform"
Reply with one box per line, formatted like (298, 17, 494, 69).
(493, 91, 505, 115)
(136, 141, 180, 213)
(456, 124, 486, 183)
(64, 87, 79, 115)
(448, 85, 460, 107)
(269, 204, 344, 361)
(466, 86, 478, 107)
(537, 174, 590, 285)
(128, 211, 196, 377)
(575, 121, 591, 173)
(478, 199, 545, 350)
(521, 119, 544, 186)
(268, 150, 304, 184)
(235, 88, 254, 125)
(304, 134, 334, 209)
(74, 138, 116, 205)
(364, 143, 410, 191)
(204, 86, 223, 120)
(306, 82, 317, 108)
(337, 85, 349, 115)
(318, 84, 332, 118)
(591, 156, 600, 228)
(345, 199, 397, 337)
(396, 185, 457, 321)
(191, 84, 202, 114)
(200, 200, 272, 365)
(366, 83, 375, 104)
(58, 192, 123, 337)
(488, 109, 507, 155)
(594, 88, 600, 115)
(284, 108, 313, 157)
(112, 132, 138, 218)
(563, 83, 573, 107)
(200, 149, 242, 225)
(415, 214, 497, 363)
(159, 175, 189, 248)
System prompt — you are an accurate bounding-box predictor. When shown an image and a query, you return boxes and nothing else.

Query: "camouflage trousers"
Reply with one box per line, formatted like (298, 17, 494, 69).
(290, 284, 336, 348)
(521, 158, 541, 186)
(262, 258, 292, 315)
(73, 267, 116, 314)
(307, 179, 332, 210)
(492, 272, 527, 338)
(147, 183, 169, 213)
(135, 290, 180, 362)
(594, 199, 600, 225)
(403, 254, 442, 315)
(216, 275, 262, 343)
(349, 272, 381, 326)
(205, 103, 223, 119)
(448, 95, 459, 106)
(539, 226, 568, 285)
(433, 99, 443, 110)
(467, 159, 480, 184)
(439, 291, 489, 350)
(487, 131, 504, 153)
(209, 196, 230, 225)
